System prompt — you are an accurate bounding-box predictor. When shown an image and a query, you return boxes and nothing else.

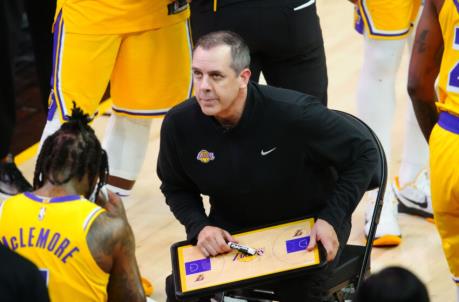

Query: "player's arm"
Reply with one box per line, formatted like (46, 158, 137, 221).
(407, 0, 444, 141)
(88, 192, 145, 302)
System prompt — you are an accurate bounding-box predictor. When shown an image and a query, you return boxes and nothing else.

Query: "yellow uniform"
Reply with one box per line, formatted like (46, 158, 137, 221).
(0, 193, 109, 301)
(48, 1, 192, 122)
(54, 0, 187, 35)
(430, 0, 459, 285)
(354, 0, 422, 39)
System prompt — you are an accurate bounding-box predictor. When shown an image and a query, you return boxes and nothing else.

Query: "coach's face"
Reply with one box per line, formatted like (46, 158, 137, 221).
(192, 45, 250, 124)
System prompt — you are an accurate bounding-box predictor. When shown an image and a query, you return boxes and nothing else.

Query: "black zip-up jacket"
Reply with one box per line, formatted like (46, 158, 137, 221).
(157, 82, 378, 242)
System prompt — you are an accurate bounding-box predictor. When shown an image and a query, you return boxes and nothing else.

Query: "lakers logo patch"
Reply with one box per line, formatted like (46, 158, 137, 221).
(196, 150, 215, 163)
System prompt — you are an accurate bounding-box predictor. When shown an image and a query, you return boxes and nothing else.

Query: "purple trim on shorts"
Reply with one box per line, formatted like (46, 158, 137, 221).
(184, 258, 211, 275)
(112, 107, 168, 117)
(285, 236, 310, 254)
(360, 0, 410, 37)
(454, 0, 459, 14)
(51, 11, 62, 89)
(438, 111, 459, 134)
(47, 94, 57, 121)
(56, 18, 68, 121)
(50, 11, 68, 121)
(355, 7, 364, 35)
(186, 19, 193, 98)
(24, 192, 81, 203)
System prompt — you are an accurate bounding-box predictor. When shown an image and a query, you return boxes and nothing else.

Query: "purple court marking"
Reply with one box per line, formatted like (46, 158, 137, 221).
(185, 258, 211, 275)
(286, 236, 310, 254)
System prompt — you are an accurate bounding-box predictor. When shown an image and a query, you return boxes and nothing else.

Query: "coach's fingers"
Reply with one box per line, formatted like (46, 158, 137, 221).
(199, 246, 209, 258)
(307, 228, 317, 252)
(223, 230, 238, 244)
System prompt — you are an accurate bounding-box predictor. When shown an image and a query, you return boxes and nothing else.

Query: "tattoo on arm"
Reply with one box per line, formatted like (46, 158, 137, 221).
(87, 212, 117, 273)
(107, 223, 145, 302)
(416, 30, 428, 53)
(88, 213, 145, 302)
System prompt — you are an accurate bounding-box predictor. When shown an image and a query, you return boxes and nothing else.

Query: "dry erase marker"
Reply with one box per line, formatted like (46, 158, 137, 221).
(227, 242, 256, 256)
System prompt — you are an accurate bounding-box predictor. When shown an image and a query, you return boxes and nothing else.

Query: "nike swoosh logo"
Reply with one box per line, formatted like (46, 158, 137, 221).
(402, 195, 428, 209)
(261, 147, 277, 156)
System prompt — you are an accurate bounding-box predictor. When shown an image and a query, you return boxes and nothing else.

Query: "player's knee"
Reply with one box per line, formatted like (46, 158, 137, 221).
(364, 38, 404, 76)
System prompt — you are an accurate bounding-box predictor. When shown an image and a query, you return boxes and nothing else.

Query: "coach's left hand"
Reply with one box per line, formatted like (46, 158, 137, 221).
(307, 219, 339, 262)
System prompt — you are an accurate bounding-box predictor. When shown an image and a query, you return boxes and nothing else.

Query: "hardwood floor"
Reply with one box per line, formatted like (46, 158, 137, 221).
(16, 0, 455, 301)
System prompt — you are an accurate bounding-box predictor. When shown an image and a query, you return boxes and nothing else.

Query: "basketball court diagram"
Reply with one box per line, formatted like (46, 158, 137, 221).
(174, 218, 321, 294)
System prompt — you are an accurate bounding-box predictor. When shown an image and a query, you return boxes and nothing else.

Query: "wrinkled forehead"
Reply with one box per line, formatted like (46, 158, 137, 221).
(192, 45, 233, 72)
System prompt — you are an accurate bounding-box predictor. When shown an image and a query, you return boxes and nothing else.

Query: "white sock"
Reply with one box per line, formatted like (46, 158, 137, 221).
(398, 100, 429, 185)
(456, 285, 459, 302)
(102, 114, 152, 181)
(356, 34, 406, 167)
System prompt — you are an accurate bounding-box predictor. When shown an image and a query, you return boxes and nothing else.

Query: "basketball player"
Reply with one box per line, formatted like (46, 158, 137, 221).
(353, 0, 432, 246)
(0, 106, 145, 302)
(39, 0, 193, 198)
(408, 0, 459, 299)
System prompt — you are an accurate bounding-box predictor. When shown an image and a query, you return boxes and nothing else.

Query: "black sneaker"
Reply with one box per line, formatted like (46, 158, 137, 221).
(0, 154, 32, 199)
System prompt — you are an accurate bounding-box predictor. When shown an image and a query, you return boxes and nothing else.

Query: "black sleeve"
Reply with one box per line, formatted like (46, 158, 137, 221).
(157, 114, 211, 242)
(27, 265, 50, 302)
(0, 246, 50, 302)
(298, 99, 378, 232)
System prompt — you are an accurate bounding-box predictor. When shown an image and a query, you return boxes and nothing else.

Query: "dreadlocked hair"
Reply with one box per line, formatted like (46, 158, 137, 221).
(34, 103, 109, 199)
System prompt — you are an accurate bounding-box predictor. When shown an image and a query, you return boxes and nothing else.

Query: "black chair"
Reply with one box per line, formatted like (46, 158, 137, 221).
(219, 110, 388, 302)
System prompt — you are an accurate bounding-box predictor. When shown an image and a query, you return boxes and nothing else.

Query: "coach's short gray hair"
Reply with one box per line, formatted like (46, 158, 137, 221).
(194, 31, 251, 73)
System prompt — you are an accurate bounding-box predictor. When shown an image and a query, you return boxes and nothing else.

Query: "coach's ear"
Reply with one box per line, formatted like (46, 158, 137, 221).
(239, 68, 251, 88)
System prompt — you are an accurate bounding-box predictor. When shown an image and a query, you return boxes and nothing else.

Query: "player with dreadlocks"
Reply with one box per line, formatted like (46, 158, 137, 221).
(0, 104, 145, 302)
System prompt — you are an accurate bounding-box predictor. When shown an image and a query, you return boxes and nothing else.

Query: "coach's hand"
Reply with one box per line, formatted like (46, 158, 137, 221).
(307, 219, 339, 262)
(197, 226, 238, 257)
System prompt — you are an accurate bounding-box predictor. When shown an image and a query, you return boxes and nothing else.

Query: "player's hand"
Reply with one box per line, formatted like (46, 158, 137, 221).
(197, 226, 237, 257)
(307, 219, 339, 262)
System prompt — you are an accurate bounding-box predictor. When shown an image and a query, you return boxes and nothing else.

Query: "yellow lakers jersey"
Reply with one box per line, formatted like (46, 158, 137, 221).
(55, 0, 190, 34)
(437, 0, 459, 115)
(0, 193, 109, 302)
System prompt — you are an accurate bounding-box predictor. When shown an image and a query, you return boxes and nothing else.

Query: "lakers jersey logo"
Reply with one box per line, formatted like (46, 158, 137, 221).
(196, 150, 215, 163)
